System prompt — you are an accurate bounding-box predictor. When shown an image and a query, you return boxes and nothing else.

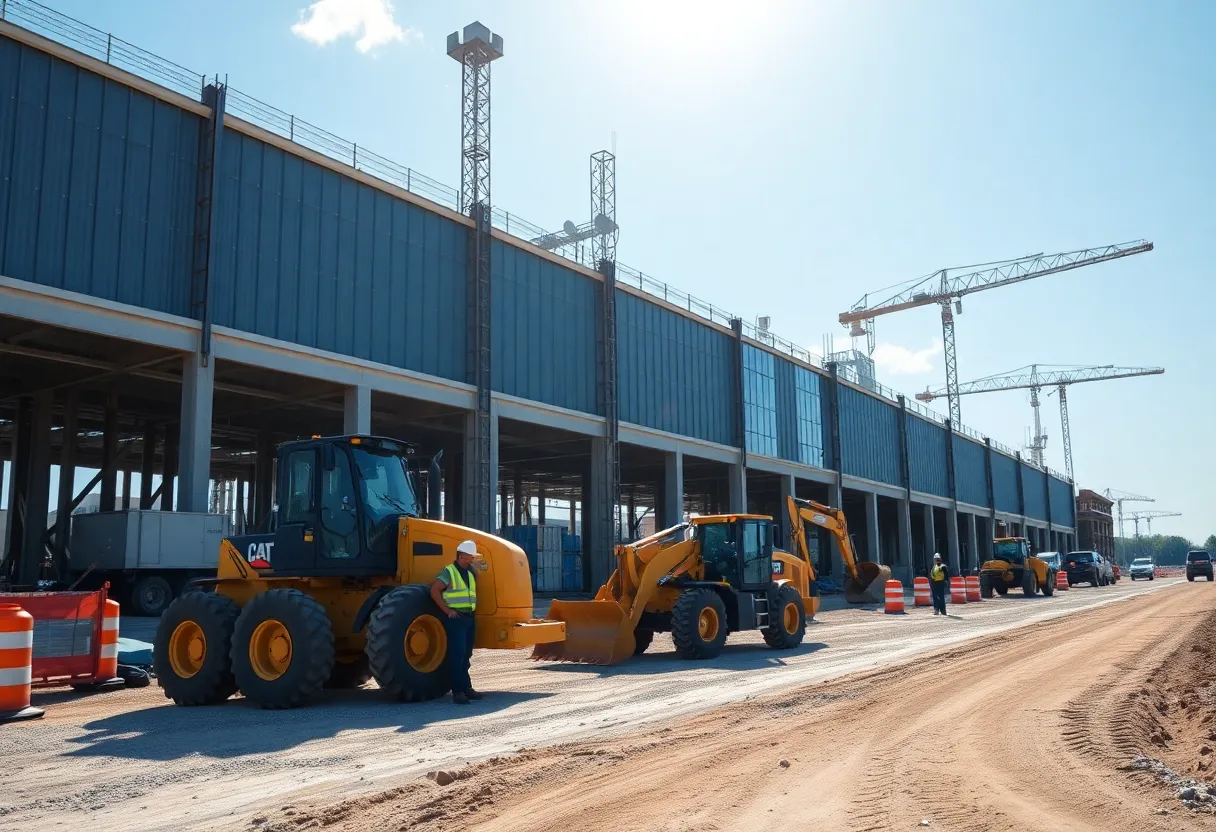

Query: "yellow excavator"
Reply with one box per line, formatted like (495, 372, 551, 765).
(153, 435, 565, 709)
(531, 496, 890, 665)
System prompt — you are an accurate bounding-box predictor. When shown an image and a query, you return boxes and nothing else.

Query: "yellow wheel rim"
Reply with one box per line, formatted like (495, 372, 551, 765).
(698, 607, 720, 642)
(168, 621, 206, 679)
(405, 615, 447, 673)
(249, 619, 293, 681)
(783, 602, 800, 635)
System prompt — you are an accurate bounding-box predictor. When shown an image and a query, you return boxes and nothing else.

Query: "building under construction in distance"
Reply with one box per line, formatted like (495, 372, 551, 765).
(1076, 489, 1115, 560)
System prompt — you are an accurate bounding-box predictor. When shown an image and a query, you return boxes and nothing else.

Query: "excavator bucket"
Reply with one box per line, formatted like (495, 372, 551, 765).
(844, 561, 892, 604)
(530, 599, 635, 666)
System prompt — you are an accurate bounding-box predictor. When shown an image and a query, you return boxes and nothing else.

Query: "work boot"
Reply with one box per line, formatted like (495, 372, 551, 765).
(453, 692, 470, 705)
(465, 689, 485, 700)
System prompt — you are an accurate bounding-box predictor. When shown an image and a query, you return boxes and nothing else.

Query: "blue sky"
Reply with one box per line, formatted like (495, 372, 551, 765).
(6, 0, 1213, 540)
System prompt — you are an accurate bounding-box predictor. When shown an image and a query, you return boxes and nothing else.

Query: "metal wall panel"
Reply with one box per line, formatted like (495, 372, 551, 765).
(616, 290, 736, 446)
(953, 434, 988, 507)
(742, 344, 778, 457)
(991, 451, 1020, 514)
(1049, 476, 1075, 526)
(838, 386, 901, 486)
(774, 356, 798, 461)
(906, 414, 950, 497)
(0, 35, 198, 317)
(210, 131, 467, 381)
(492, 241, 597, 414)
(1022, 463, 1047, 520)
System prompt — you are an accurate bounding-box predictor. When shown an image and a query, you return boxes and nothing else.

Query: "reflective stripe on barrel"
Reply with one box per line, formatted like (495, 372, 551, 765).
(884, 580, 904, 614)
(0, 604, 39, 718)
(950, 576, 968, 604)
(97, 599, 120, 679)
(1056, 570, 1070, 591)
(913, 577, 931, 607)
(965, 575, 982, 602)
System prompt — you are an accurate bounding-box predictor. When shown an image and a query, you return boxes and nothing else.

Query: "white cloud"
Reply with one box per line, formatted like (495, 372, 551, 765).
(291, 0, 420, 54)
(872, 339, 941, 375)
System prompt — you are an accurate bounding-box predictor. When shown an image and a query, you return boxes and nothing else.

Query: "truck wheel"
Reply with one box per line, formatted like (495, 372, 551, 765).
(1041, 571, 1055, 596)
(1022, 568, 1037, 597)
(230, 589, 335, 709)
(762, 584, 806, 650)
(326, 654, 372, 689)
(154, 592, 240, 706)
(979, 574, 994, 599)
(633, 628, 654, 656)
(995, 585, 1008, 596)
(131, 576, 174, 617)
(366, 585, 452, 702)
(671, 588, 729, 660)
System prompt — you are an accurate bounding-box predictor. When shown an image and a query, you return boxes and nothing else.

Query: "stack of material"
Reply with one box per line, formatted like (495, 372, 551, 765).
(562, 534, 583, 591)
(501, 525, 564, 592)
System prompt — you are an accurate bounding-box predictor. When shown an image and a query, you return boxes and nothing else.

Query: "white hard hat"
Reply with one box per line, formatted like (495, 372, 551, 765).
(456, 539, 478, 556)
(933, 552, 942, 560)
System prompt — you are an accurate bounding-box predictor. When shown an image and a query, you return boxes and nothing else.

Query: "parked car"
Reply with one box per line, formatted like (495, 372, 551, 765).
(1065, 550, 1114, 587)
(1129, 557, 1155, 581)
(1186, 550, 1214, 582)
(1037, 552, 1062, 571)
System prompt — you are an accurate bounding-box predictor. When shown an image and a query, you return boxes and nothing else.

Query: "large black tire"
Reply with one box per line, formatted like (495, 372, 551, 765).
(1041, 571, 1055, 596)
(1188, 575, 1195, 582)
(762, 584, 806, 650)
(154, 592, 240, 706)
(979, 574, 995, 599)
(326, 654, 372, 689)
(995, 585, 1009, 596)
(366, 585, 452, 702)
(1022, 568, 1037, 597)
(671, 588, 729, 660)
(131, 575, 174, 617)
(230, 589, 335, 709)
(633, 628, 654, 656)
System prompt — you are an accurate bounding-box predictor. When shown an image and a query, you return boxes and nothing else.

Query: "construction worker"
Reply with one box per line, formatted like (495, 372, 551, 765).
(430, 539, 484, 705)
(930, 552, 950, 616)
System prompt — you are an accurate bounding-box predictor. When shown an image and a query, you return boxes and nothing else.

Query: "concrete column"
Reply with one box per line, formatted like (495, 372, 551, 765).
(139, 423, 157, 508)
(660, 450, 684, 529)
(827, 482, 845, 577)
(162, 424, 179, 511)
(864, 491, 881, 564)
(499, 481, 509, 530)
(100, 393, 119, 511)
(896, 497, 914, 583)
(343, 385, 372, 435)
(121, 468, 133, 511)
(236, 478, 246, 533)
(8, 393, 52, 585)
(946, 505, 961, 574)
(727, 461, 747, 514)
(253, 432, 273, 524)
(442, 453, 461, 525)
(537, 484, 547, 525)
(569, 499, 577, 536)
(922, 503, 937, 570)
(53, 392, 78, 567)
(588, 437, 616, 588)
(177, 357, 214, 513)
(967, 512, 979, 572)
(462, 405, 498, 532)
(778, 474, 795, 551)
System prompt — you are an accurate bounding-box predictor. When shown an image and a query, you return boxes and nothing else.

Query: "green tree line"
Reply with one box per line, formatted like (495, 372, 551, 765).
(1114, 534, 1216, 565)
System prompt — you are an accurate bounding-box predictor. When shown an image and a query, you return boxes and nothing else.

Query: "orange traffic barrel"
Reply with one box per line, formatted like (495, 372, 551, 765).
(884, 580, 905, 614)
(950, 576, 968, 604)
(1056, 570, 1070, 591)
(0, 604, 44, 722)
(97, 598, 121, 681)
(913, 576, 931, 607)
(965, 575, 982, 602)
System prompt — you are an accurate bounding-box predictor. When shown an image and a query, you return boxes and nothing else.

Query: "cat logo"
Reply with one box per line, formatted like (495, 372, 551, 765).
(247, 542, 274, 569)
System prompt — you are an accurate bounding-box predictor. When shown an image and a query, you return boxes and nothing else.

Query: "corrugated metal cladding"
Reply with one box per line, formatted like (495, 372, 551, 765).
(953, 435, 988, 507)
(616, 290, 736, 446)
(838, 386, 901, 486)
(773, 357, 826, 467)
(492, 241, 597, 414)
(0, 35, 198, 317)
(1049, 476, 1075, 526)
(906, 414, 950, 498)
(1021, 464, 1047, 520)
(991, 451, 1020, 514)
(209, 131, 467, 381)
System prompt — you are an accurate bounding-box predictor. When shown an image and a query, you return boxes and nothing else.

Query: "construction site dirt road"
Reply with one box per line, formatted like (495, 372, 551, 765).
(2, 577, 1209, 831)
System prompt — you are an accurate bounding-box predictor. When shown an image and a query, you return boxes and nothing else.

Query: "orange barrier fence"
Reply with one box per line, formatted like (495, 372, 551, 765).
(913, 577, 931, 607)
(0, 586, 122, 689)
(884, 580, 905, 614)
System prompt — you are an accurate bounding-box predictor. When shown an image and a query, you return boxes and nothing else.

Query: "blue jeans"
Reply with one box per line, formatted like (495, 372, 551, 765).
(443, 613, 475, 694)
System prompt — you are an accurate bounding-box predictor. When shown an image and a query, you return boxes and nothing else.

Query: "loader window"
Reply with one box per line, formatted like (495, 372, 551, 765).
(319, 449, 360, 559)
(352, 446, 419, 558)
(699, 522, 738, 583)
(741, 520, 771, 587)
(282, 450, 317, 525)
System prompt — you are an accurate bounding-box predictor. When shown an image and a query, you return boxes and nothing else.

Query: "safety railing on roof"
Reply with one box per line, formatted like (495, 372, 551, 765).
(2, 0, 1068, 481)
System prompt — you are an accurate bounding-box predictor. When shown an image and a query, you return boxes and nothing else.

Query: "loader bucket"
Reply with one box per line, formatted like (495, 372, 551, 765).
(844, 561, 893, 604)
(530, 599, 635, 666)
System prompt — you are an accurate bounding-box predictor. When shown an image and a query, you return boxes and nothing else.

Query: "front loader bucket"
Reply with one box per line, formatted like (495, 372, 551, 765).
(844, 561, 893, 604)
(530, 599, 635, 666)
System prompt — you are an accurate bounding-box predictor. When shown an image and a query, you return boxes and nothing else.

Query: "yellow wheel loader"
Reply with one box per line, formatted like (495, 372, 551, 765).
(979, 537, 1055, 598)
(153, 435, 565, 709)
(530, 495, 889, 666)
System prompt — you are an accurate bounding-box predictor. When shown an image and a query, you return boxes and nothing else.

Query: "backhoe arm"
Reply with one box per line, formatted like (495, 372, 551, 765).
(786, 496, 861, 581)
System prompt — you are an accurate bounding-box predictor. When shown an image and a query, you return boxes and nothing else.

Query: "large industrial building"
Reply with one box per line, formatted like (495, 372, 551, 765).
(0, 9, 1077, 594)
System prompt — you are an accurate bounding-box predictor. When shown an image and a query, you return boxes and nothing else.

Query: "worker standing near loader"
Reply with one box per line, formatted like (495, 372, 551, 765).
(430, 540, 484, 705)
(930, 553, 950, 616)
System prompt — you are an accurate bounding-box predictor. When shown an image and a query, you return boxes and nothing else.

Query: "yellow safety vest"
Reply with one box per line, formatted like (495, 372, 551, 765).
(441, 563, 477, 612)
(931, 564, 946, 582)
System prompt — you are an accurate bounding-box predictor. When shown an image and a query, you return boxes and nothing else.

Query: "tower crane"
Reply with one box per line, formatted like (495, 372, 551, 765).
(839, 240, 1154, 425)
(1127, 510, 1181, 537)
(914, 364, 1164, 480)
(1102, 488, 1154, 541)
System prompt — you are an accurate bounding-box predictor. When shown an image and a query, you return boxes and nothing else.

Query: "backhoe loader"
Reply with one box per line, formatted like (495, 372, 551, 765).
(979, 536, 1055, 598)
(530, 496, 890, 666)
(153, 435, 565, 709)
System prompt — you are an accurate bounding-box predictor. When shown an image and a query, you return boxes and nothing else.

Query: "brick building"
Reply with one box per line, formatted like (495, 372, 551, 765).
(1076, 489, 1115, 560)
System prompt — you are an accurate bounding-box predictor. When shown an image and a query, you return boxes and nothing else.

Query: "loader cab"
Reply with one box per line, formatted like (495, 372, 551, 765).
(992, 537, 1030, 565)
(234, 435, 420, 578)
(694, 516, 775, 591)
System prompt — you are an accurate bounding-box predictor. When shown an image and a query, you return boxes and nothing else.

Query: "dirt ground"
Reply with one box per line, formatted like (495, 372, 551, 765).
(0, 577, 1207, 831)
